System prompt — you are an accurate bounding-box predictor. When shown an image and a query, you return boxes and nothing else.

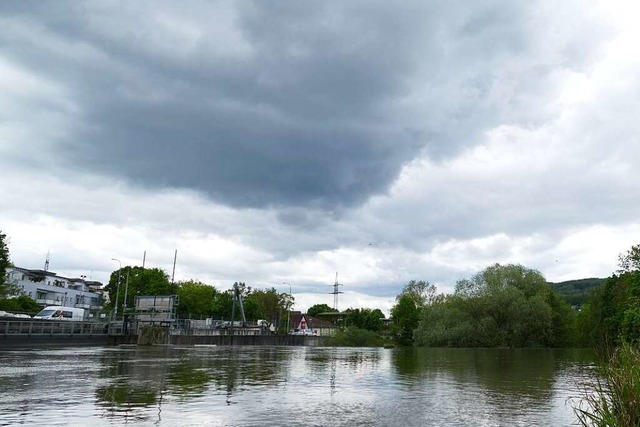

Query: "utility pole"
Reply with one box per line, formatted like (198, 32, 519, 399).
(111, 258, 122, 320)
(283, 282, 292, 334)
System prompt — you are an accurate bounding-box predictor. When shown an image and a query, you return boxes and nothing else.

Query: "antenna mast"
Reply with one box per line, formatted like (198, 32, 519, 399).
(44, 250, 50, 271)
(330, 272, 343, 311)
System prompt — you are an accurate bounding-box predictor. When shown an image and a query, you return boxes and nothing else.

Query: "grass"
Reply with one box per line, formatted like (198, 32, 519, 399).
(572, 343, 640, 427)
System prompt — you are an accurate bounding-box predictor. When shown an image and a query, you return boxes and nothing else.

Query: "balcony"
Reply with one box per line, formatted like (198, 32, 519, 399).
(36, 298, 60, 306)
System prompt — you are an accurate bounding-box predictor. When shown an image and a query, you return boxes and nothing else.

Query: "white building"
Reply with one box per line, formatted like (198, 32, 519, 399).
(5, 267, 104, 317)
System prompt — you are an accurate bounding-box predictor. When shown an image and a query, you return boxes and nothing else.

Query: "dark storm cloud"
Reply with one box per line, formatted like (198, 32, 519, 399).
(1, 1, 571, 209)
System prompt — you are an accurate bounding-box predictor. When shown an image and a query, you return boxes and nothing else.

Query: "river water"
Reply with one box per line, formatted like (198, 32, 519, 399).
(0, 345, 594, 426)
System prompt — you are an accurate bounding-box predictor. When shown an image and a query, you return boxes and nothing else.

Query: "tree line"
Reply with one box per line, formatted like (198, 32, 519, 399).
(390, 244, 640, 349)
(104, 266, 293, 330)
(4, 226, 639, 352)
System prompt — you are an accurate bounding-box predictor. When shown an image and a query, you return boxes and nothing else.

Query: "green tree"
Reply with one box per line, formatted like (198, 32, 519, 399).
(391, 293, 420, 346)
(212, 290, 234, 319)
(415, 264, 575, 348)
(245, 287, 291, 326)
(343, 307, 385, 332)
(403, 280, 437, 307)
(0, 231, 18, 299)
(390, 280, 439, 346)
(105, 266, 171, 312)
(582, 270, 640, 348)
(618, 244, 640, 273)
(15, 295, 41, 313)
(176, 280, 218, 318)
(307, 303, 337, 317)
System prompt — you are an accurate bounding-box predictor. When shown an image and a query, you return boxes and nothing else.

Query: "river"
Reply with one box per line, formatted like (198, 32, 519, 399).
(0, 346, 595, 426)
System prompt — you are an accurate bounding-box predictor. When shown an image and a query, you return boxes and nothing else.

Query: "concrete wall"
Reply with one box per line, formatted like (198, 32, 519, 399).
(0, 334, 109, 348)
(109, 334, 328, 346)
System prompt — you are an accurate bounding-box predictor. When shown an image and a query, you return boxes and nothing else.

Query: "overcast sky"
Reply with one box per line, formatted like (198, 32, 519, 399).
(1, 1, 639, 314)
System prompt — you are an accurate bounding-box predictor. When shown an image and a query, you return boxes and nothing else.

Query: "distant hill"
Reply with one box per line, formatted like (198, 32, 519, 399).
(548, 278, 606, 307)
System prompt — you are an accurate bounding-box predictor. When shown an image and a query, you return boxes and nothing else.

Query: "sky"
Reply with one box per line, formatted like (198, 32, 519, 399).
(1, 1, 639, 315)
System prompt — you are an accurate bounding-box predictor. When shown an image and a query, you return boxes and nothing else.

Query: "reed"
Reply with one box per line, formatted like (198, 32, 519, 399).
(573, 343, 640, 427)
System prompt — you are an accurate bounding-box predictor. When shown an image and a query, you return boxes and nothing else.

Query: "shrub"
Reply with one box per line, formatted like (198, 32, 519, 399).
(327, 326, 385, 347)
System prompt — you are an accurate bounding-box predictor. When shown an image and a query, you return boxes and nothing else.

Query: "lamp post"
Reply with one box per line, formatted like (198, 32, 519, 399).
(283, 282, 291, 334)
(122, 270, 130, 315)
(111, 258, 122, 320)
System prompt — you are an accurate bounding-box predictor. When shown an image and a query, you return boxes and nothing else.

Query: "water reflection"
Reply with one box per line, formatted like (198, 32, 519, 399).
(0, 346, 594, 426)
(391, 347, 595, 426)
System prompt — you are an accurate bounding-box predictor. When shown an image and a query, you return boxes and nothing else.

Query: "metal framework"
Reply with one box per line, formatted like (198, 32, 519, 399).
(329, 272, 343, 311)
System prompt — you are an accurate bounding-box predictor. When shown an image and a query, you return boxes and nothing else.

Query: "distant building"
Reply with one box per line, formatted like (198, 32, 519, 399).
(291, 313, 338, 336)
(5, 267, 104, 317)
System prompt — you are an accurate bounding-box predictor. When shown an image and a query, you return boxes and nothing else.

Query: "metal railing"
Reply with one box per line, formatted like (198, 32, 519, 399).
(1, 320, 110, 336)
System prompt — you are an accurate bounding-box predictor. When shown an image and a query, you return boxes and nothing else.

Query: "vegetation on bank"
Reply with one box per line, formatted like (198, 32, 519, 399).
(569, 244, 640, 427)
(325, 326, 385, 347)
(573, 343, 640, 427)
(386, 265, 576, 348)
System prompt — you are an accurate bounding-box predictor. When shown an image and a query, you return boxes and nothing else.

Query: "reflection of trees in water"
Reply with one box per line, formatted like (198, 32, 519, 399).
(208, 347, 292, 404)
(391, 348, 594, 407)
(95, 346, 294, 413)
(302, 348, 382, 396)
(95, 347, 172, 421)
(304, 348, 381, 371)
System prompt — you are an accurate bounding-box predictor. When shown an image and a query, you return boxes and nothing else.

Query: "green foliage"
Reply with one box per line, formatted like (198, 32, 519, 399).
(15, 295, 41, 313)
(105, 266, 171, 312)
(548, 278, 606, 307)
(0, 231, 17, 299)
(173, 281, 293, 325)
(326, 326, 385, 347)
(391, 280, 441, 346)
(0, 298, 21, 312)
(246, 287, 292, 326)
(307, 303, 337, 317)
(175, 280, 218, 318)
(573, 343, 640, 427)
(391, 293, 421, 346)
(0, 295, 40, 313)
(618, 244, 640, 274)
(403, 280, 437, 307)
(578, 270, 640, 349)
(415, 264, 575, 348)
(343, 308, 385, 332)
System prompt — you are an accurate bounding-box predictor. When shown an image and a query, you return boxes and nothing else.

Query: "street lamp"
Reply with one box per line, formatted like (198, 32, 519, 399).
(122, 270, 130, 316)
(111, 258, 122, 320)
(283, 282, 292, 334)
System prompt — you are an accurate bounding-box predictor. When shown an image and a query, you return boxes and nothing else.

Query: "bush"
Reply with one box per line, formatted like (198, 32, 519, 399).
(326, 326, 385, 347)
(0, 298, 22, 312)
(15, 295, 41, 314)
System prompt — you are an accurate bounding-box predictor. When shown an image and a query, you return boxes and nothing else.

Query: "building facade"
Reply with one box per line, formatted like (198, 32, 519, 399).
(5, 267, 104, 318)
(290, 313, 337, 336)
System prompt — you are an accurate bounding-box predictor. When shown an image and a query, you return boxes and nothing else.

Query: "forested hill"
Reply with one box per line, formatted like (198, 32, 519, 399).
(548, 278, 605, 306)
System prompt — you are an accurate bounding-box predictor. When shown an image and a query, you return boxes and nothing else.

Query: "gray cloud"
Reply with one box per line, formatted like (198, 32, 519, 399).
(0, 0, 602, 211)
(2, 0, 633, 307)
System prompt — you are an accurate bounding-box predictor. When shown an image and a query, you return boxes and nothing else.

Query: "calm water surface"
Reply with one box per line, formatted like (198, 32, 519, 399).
(0, 346, 594, 426)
